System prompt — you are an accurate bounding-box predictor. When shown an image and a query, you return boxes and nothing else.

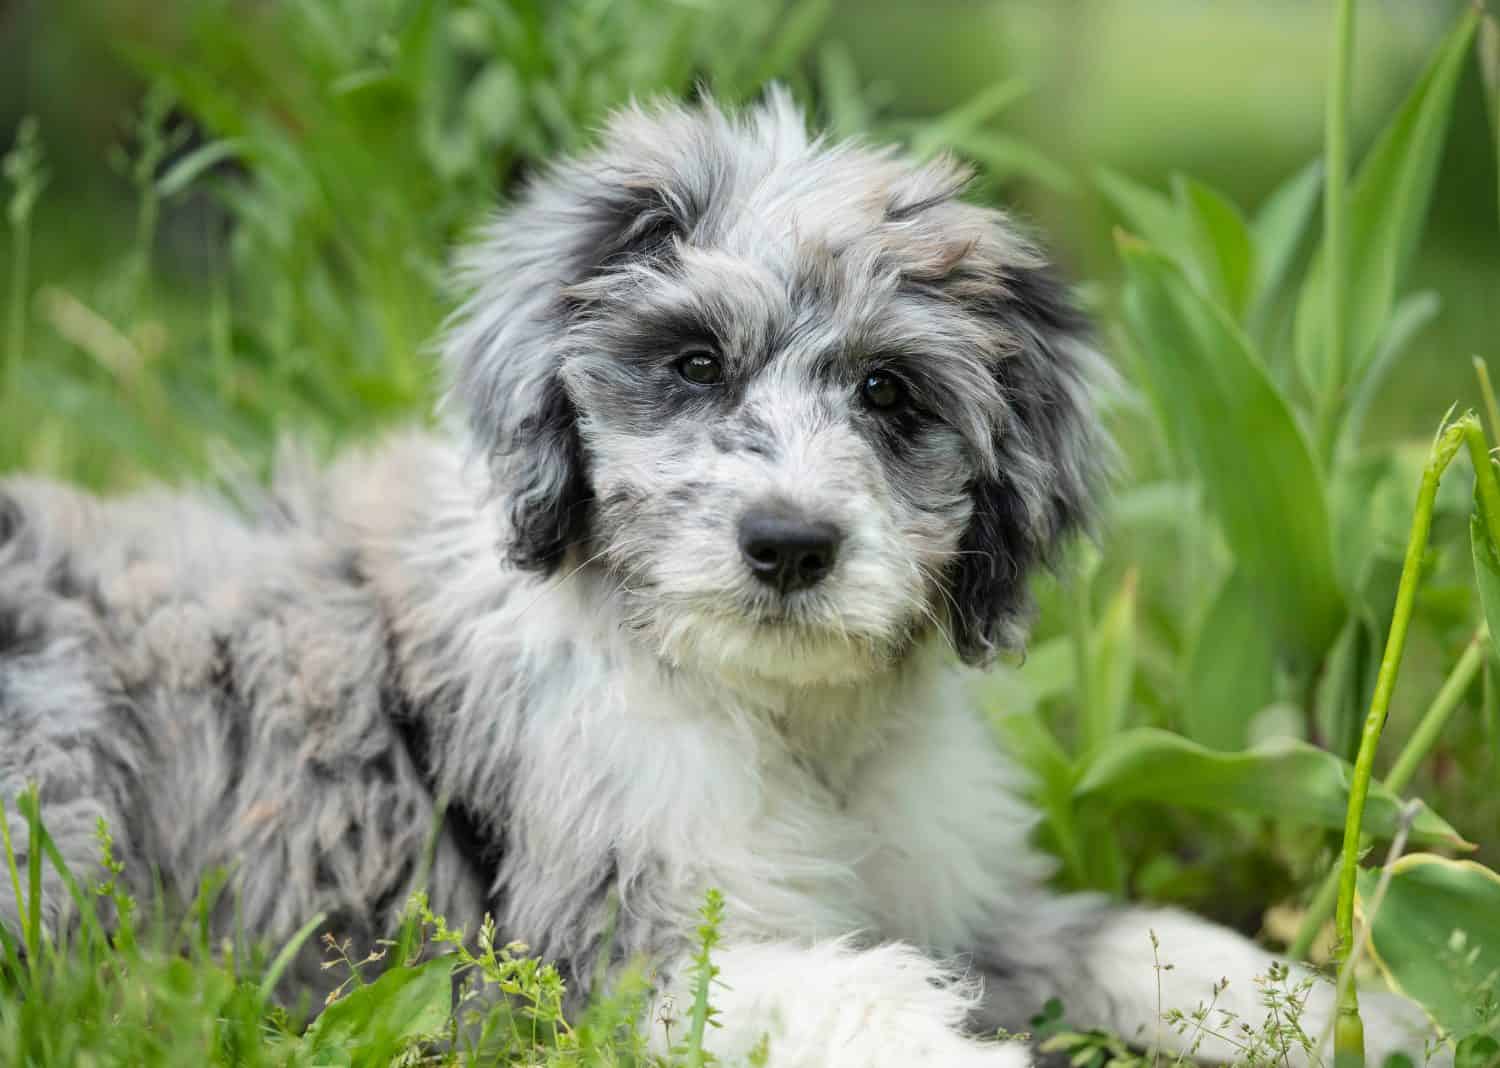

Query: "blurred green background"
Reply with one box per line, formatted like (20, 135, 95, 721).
(1, 0, 1497, 948)
(2, 0, 1491, 477)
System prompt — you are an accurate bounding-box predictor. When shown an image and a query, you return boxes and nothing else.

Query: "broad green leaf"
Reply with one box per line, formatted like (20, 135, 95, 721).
(1084, 570, 1138, 753)
(1183, 569, 1275, 751)
(1458, 1035, 1500, 1068)
(307, 956, 456, 1063)
(1249, 158, 1323, 322)
(1338, 291, 1442, 460)
(1359, 855, 1500, 1038)
(1119, 237, 1343, 659)
(1294, 10, 1478, 398)
(1175, 176, 1257, 320)
(1471, 504, 1500, 647)
(1075, 728, 1470, 849)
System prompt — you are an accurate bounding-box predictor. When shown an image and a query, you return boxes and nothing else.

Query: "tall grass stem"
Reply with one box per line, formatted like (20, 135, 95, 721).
(1333, 414, 1483, 1064)
(1317, 0, 1357, 461)
(1290, 625, 1487, 959)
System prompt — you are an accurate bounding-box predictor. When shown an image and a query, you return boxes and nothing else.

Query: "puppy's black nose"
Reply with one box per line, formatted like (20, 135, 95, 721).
(738, 509, 843, 593)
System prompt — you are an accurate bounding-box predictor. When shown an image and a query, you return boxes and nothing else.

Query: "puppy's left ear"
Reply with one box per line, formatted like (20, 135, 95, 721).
(442, 104, 710, 572)
(442, 218, 593, 573)
(948, 253, 1105, 664)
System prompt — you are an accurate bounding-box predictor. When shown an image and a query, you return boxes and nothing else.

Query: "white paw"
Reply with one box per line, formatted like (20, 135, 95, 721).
(684, 940, 1033, 1068)
(809, 1018, 1031, 1068)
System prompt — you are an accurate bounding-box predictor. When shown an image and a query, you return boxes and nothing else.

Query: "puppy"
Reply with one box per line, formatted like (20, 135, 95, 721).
(0, 91, 1433, 1065)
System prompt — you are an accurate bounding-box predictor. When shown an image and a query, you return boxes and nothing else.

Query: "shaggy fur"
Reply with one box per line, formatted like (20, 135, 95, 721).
(1, 92, 1435, 1065)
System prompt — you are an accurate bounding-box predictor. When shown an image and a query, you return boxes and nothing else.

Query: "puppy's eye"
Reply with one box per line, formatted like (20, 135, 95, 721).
(860, 370, 907, 411)
(675, 347, 724, 386)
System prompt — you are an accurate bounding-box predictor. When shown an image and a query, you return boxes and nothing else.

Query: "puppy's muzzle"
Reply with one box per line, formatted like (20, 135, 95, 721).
(737, 506, 843, 594)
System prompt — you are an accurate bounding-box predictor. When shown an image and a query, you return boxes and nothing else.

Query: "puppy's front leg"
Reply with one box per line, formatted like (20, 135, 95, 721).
(652, 940, 1030, 1068)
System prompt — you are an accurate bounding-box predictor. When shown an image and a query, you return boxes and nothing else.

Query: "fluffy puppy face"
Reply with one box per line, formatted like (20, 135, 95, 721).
(445, 91, 1100, 685)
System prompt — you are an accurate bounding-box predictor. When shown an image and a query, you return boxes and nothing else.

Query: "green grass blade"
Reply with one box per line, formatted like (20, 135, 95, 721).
(24, 789, 42, 964)
(1096, 167, 1190, 264)
(1119, 234, 1343, 660)
(1175, 175, 1257, 320)
(1249, 157, 1323, 322)
(0, 796, 26, 943)
(1083, 569, 1138, 755)
(256, 910, 326, 1007)
(1337, 290, 1442, 459)
(1184, 569, 1276, 752)
(1294, 9, 1479, 415)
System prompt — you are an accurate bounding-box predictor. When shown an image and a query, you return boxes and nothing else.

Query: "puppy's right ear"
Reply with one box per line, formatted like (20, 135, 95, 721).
(442, 107, 708, 573)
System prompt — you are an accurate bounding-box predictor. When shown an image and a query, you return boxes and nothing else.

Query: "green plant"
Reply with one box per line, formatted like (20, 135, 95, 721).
(2, 115, 46, 462)
(0, 788, 746, 1066)
(982, 3, 1500, 1053)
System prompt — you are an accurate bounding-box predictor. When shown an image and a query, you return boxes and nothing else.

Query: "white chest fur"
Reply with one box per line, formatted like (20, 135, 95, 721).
(505, 609, 1048, 957)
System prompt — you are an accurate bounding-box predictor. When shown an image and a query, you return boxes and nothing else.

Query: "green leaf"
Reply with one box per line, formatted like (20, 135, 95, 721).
(1338, 291, 1442, 460)
(1183, 569, 1275, 751)
(1358, 854, 1500, 1038)
(1249, 158, 1323, 320)
(1457, 1035, 1500, 1068)
(1294, 10, 1479, 398)
(1119, 236, 1343, 659)
(306, 956, 456, 1064)
(1175, 175, 1257, 320)
(750, 0, 834, 88)
(1096, 168, 1189, 264)
(909, 77, 1031, 160)
(995, 711, 1090, 887)
(1084, 570, 1138, 752)
(1075, 728, 1470, 849)
(946, 132, 1075, 194)
(816, 43, 871, 141)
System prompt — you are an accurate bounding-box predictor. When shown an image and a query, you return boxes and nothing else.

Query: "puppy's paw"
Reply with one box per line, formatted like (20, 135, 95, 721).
(810, 1019, 1031, 1068)
(678, 940, 1032, 1068)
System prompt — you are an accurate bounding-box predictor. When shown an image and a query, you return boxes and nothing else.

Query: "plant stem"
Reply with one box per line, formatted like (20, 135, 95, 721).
(1474, 356, 1500, 446)
(1289, 624, 1488, 960)
(1466, 417, 1500, 554)
(1069, 556, 1096, 752)
(1333, 415, 1473, 1065)
(1325, 801, 1420, 1068)
(1386, 627, 1488, 791)
(1480, 10, 1500, 230)
(1317, 0, 1357, 461)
